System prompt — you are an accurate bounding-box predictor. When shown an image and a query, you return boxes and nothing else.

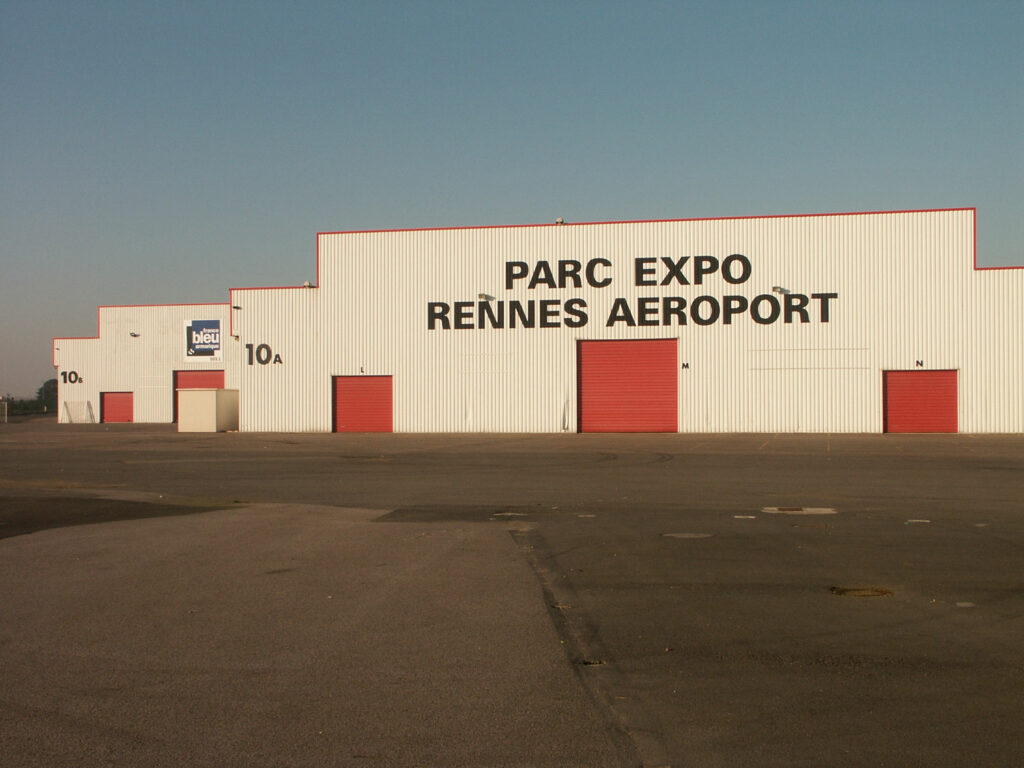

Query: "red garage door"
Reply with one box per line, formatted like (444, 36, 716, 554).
(883, 370, 957, 433)
(174, 370, 225, 421)
(333, 376, 393, 432)
(100, 392, 133, 423)
(578, 339, 677, 432)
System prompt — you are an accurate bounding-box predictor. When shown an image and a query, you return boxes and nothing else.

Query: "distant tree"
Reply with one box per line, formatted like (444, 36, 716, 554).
(9, 398, 39, 415)
(37, 378, 58, 411)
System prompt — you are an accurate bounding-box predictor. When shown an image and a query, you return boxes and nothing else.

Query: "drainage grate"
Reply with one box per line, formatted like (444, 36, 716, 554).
(763, 506, 837, 516)
(830, 586, 892, 597)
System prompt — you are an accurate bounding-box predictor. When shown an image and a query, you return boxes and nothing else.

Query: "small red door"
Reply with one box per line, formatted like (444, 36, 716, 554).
(174, 370, 225, 421)
(333, 376, 393, 432)
(578, 339, 677, 432)
(100, 392, 133, 423)
(883, 370, 957, 433)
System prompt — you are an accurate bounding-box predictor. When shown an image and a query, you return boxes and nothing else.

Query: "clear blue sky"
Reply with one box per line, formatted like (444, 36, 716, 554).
(1, 0, 1021, 397)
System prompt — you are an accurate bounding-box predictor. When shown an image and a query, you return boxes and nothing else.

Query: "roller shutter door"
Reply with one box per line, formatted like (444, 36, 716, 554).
(578, 339, 677, 432)
(883, 370, 957, 433)
(333, 376, 393, 433)
(100, 392, 133, 423)
(173, 370, 225, 422)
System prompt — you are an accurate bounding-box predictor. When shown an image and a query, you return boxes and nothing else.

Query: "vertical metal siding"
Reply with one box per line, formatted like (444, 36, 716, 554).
(54, 305, 237, 424)
(229, 209, 1021, 434)
(234, 288, 322, 432)
(961, 268, 1024, 432)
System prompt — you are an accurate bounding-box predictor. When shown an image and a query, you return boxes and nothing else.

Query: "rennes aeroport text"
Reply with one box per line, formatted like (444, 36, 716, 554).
(426, 255, 838, 330)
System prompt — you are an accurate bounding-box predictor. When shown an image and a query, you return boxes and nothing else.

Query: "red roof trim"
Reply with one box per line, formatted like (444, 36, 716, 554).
(315, 207, 977, 237)
(227, 234, 322, 335)
(972, 209, 1022, 271)
(313, 207, 1017, 271)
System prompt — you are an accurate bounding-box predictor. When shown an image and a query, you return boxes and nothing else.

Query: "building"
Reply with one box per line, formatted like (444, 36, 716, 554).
(53, 304, 238, 424)
(54, 208, 1024, 433)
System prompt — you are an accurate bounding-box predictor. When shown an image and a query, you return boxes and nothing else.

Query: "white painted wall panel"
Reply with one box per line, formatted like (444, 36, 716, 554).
(53, 304, 237, 424)
(231, 288, 322, 432)
(962, 268, 1024, 432)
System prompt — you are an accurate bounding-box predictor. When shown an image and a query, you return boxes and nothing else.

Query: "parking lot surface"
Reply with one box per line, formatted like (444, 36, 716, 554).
(2, 418, 1022, 767)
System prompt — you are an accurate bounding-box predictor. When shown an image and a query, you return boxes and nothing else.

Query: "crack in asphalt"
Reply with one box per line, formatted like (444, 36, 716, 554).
(510, 526, 667, 768)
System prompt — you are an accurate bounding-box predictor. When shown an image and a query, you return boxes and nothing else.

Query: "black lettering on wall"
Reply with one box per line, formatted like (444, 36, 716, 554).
(529, 261, 557, 289)
(637, 297, 660, 326)
(478, 301, 504, 329)
(634, 258, 657, 286)
(505, 262, 528, 289)
(454, 301, 474, 330)
(722, 254, 752, 284)
(510, 301, 536, 328)
(606, 298, 637, 327)
(811, 293, 838, 322)
(428, 302, 451, 330)
(691, 295, 720, 325)
(564, 298, 589, 328)
(722, 295, 749, 324)
(660, 256, 690, 286)
(540, 300, 561, 328)
(586, 258, 613, 288)
(693, 256, 719, 285)
(784, 293, 810, 323)
(751, 294, 781, 324)
(662, 297, 687, 325)
(559, 260, 583, 288)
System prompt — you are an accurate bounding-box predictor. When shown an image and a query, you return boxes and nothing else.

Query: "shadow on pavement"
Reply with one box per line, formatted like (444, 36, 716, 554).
(0, 495, 223, 540)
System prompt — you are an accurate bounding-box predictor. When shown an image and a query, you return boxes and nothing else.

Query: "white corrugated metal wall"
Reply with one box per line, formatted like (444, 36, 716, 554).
(232, 209, 1021, 433)
(963, 268, 1024, 431)
(53, 304, 238, 423)
(231, 288, 322, 432)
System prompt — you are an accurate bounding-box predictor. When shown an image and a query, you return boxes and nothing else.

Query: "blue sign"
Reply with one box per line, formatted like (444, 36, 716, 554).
(186, 319, 221, 358)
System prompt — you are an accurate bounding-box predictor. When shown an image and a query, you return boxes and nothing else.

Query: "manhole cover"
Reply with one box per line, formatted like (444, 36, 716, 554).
(830, 586, 892, 597)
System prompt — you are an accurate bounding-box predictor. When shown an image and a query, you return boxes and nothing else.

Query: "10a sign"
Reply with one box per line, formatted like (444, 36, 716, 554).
(245, 343, 283, 366)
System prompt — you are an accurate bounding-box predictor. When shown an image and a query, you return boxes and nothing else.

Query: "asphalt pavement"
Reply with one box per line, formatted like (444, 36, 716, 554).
(1, 418, 1022, 767)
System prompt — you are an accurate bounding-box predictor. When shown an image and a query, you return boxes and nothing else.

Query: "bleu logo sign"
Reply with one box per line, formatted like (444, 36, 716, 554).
(186, 320, 222, 360)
